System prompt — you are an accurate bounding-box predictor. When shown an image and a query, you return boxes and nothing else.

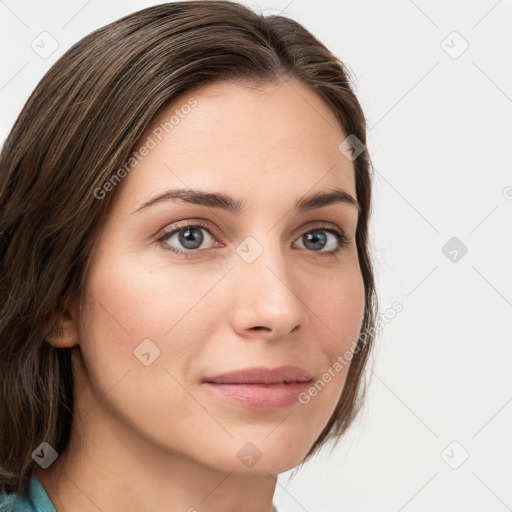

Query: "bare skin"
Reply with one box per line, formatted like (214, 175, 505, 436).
(37, 77, 365, 512)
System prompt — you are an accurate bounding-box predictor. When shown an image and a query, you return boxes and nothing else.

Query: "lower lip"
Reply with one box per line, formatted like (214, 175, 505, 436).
(202, 381, 311, 411)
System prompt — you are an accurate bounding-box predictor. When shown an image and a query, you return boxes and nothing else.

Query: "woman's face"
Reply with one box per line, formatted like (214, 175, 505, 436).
(74, 77, 365, 475)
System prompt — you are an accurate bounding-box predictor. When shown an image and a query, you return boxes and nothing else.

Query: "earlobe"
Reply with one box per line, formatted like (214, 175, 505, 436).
(44, 308, 79, 348)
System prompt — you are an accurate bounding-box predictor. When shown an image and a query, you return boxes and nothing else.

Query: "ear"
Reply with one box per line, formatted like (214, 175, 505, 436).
(44, 306, 79, 349)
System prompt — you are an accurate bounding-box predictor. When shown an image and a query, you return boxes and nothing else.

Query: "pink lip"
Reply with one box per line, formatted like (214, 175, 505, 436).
(203, 365, 312, 384)
(202, 365, 312, 411)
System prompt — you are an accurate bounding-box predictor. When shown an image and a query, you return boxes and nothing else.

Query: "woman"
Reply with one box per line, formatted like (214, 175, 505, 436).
(0, 1, 377, 510)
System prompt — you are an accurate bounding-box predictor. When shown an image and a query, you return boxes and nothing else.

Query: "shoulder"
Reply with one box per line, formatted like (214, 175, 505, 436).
(0, 475, 51, 512)
(0, 490, 33, 512)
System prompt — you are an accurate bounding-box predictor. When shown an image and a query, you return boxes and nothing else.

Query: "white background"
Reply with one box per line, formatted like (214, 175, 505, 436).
(1, 1, 511, 510)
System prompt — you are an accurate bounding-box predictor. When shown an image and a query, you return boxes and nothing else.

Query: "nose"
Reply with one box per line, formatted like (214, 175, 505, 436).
(229, 241, 309, 341)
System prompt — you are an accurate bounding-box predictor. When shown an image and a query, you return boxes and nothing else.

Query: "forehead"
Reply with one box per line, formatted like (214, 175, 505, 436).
(114, 78, 356, 213)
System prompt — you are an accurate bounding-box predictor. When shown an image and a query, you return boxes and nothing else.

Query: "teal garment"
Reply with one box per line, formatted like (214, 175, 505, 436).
(0, 476, 56, 512)
(0, 475, 278, 511)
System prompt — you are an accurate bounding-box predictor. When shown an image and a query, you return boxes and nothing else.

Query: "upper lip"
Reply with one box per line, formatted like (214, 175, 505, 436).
(202, 365, 313, 385)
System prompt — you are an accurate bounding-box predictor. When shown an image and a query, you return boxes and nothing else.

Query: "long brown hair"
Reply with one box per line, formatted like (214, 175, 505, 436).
(0, 0, 377, 495)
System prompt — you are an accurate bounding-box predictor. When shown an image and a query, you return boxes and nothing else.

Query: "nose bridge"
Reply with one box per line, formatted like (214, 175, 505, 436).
(235, 228, 289, 289)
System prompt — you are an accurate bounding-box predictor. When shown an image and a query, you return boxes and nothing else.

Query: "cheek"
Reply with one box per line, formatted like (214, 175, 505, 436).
(81, 250, 211, 348)
(76, 248, 228, 404)
(314, 266, 366, 356)
(74, 253, 217, 442)
(299, 267, 365, 414)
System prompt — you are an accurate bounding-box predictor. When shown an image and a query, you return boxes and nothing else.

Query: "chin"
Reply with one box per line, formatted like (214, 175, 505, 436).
(207, 430, 317, 476)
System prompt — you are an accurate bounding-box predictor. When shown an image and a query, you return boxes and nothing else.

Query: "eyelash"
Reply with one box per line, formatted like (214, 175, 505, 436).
(156, 221, 351, 258)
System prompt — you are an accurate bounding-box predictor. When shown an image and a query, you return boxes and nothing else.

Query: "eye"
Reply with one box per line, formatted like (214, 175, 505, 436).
(293, 223, 351, 256)
(157, 222, 218, 256)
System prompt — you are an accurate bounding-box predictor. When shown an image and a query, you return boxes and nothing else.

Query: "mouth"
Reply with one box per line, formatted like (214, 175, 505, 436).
(201, 365, 312, 411)
(202, 365, 312, 385)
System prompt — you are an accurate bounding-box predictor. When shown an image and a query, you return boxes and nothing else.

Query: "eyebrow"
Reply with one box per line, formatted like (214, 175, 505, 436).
(132, 187, 360, 215)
